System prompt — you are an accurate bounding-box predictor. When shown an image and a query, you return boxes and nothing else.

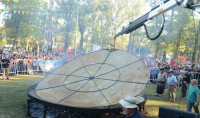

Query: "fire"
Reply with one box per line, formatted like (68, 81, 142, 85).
(104, 113, 109, 116)
(61, 110, 69, 113)
(63, 110, 69, 113)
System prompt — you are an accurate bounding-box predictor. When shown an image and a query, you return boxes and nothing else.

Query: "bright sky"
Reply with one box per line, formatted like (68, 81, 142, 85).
(0, 3, 5, 27)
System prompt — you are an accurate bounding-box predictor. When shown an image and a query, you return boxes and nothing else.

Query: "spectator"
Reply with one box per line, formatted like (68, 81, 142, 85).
(23, 58, 27, 75)
(10, 58, 14, 75)
(166, 70, 177, 102)
(13, 58, 17, 76)
(26, 57, 32, 71)
(181, 71, 190, 98)
(184, 79, 199, 113)
(18, 57, 23, 74)
(119, 95, 143, 118)
(5, 50, 9, 55)
(1, 55, 10, 80)
(155, 68, 167, 97)
(32, 58, 38, 73)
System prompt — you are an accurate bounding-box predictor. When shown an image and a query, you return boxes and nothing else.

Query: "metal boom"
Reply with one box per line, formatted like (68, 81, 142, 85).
(114, 0, 200, 40)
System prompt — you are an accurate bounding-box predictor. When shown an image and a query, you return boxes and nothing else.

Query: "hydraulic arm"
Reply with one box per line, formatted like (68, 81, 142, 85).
(114, 0, 200, 40)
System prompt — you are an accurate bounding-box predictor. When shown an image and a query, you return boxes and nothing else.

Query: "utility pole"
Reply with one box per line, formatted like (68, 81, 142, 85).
(139, 40, 141, 57)
(75, 0, 79, 57)
(101, 15, 103, 50)
(26, 34, 29, 51)
(26, 21, 32, 51)
(128, 11, 133, 52)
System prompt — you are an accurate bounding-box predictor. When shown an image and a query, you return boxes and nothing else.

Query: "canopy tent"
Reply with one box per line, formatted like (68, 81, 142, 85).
(178, 56, 187, 63)
(57, 47, 74, 55)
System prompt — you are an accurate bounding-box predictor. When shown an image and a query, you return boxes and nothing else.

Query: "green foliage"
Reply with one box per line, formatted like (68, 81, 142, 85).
(2, 0, 47, 50)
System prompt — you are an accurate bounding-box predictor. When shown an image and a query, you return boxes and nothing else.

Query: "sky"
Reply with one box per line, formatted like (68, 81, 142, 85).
(0, 2, 5, 27)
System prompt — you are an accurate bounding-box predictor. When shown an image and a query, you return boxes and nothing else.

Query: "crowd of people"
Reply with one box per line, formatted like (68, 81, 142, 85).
(146, 58, 200, 114)
(0, 49, 76, 80)
(1, 49, 200, 117)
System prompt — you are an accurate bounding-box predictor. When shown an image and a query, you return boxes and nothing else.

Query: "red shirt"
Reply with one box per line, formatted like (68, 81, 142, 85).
(27, 59, 31, 66)
(171, 61, 176, 66)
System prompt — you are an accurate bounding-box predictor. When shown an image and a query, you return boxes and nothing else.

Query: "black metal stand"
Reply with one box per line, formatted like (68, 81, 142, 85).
(43, 106, 47, 118)
(68, 112, 72, 118)
(26, 99, 32, 116)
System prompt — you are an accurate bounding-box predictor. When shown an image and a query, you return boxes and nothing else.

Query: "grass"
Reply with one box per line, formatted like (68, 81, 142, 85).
(0, 74, 43, 118)
(0, 74, 198, 118)
(143, 84, 197, 118)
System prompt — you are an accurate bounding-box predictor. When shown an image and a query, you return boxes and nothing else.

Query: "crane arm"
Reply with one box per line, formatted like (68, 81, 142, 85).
(114, 0, 200, 40)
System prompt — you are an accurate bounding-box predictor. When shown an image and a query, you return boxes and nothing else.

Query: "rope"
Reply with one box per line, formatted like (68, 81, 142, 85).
(175, 0, 181, 5)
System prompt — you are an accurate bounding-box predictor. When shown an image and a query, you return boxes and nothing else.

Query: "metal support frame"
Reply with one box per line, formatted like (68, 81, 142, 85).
(43, 106, 47, 118)
(26, 99, 32, 116)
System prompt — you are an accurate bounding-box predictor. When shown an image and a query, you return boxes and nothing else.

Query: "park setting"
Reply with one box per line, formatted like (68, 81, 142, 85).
(0, 0, 200, 118)
(0, 75, 193, 118)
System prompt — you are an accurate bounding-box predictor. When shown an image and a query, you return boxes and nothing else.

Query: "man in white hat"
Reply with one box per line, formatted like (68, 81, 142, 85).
(119, 95, 143, 118)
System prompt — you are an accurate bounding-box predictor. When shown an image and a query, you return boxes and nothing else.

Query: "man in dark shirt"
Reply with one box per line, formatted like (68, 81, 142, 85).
(1, 55, 10, 80)
(181, 71, 191, 98)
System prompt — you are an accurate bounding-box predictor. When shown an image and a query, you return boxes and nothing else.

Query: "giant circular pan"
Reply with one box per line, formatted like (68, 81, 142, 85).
(27, 49, 149, 113)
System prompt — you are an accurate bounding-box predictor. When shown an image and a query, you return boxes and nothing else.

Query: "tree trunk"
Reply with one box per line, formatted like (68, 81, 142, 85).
(155, 42, 159, 59)
(12, 38, 16, 51)
(176, 29, 182, 59)
(127, 33, 132, 52)
(79, 22, 85, 51)
(155, 52, 158, 59)
(169, 9, 174, 34)
(198, 50, 200, 63)
(79, 31, 84, 51)
(130, 37, 134, 53)
(12, 25, 19, 51)
(64, 13, 71, 52)
(192, 21, 200, 63)
(128, 11, 133, 52)
(198, 45, 200, 63)
(162, 51, 166, 62)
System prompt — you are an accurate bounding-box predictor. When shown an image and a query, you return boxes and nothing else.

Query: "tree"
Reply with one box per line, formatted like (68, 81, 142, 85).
(192, 12, 200, 63)
(2, 0, 47, 51)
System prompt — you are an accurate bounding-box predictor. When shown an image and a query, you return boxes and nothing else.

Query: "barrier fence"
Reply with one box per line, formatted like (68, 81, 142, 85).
(148, 68, 200, 86)
(3, 60, 200, 87)
(0, 60, 65, 76)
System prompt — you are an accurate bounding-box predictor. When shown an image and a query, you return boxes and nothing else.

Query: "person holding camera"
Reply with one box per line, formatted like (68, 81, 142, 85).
(181, 71, 191, 98)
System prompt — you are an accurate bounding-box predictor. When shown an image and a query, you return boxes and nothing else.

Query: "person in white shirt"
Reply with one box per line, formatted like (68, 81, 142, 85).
(167, 70, 177, 102)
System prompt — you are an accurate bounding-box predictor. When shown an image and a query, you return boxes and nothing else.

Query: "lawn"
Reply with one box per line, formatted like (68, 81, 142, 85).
(0, 74, 43, 118)
(143, 84, 191, 118)
(0, 74, 198, 118)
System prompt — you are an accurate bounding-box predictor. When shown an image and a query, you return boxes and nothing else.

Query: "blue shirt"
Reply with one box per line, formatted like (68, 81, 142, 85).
(5, 51, 9, 55)
(125, 110, 143, 118)
(167, 75, 177, 85)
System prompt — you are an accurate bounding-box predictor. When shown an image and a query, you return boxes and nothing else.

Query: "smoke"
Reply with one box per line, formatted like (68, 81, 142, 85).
(37, 60, 65, 73)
